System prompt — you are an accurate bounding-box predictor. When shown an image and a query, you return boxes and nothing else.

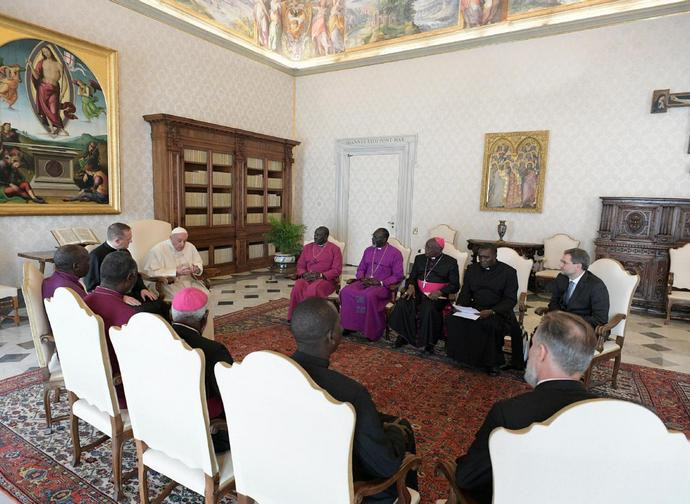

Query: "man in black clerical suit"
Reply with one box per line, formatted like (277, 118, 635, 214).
(389, 237, 460, 353)
(537, 248, 609, 328)
(85, 222, 169, 318)
(453, 311, 598, 504)
(445, 244, 523, 375)
(290, 297, 417, 503)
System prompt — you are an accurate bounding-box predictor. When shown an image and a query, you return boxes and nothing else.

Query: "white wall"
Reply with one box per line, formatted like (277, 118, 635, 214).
(294, 12, 690, 259)
(0, 0, 294, 286)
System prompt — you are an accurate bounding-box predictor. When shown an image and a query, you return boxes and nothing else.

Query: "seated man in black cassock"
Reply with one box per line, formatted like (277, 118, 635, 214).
(84, 222, 169, 318)
(445, 243, 523, 375)
(291, 297, 417, 503)
(536, 247, 609, 328)
(452, 311, 597, 504)
(389, 237, 460, 353)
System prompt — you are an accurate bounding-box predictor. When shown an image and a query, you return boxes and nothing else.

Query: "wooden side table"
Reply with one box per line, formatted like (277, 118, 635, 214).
(18, 250, 56, 274)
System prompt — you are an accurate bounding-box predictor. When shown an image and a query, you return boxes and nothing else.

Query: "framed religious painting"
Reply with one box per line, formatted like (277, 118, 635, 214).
(479, 130, 549, 213)
(0, 14, 119, 216)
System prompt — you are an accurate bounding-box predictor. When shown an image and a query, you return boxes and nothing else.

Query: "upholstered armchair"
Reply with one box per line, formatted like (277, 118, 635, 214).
(129, 219, 218, 298)
(215, 351, 421, 504)
(496, 247, 532, 327)
(301, 236, 346, 307)
(44, 287, 134, 500)
(22, 262, 66, 428)
(110, 313, 234, 504)
(428, 224, 458, 247)
(489, 399, 690, 502)
(434, 459, 481, 504)
(534, 233, 579, 291)
(666, 242, 690, 324)
(583, 258, 639, 389)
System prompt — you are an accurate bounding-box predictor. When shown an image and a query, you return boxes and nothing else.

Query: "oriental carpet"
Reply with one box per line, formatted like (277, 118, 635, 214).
(0, 299, 688, 503)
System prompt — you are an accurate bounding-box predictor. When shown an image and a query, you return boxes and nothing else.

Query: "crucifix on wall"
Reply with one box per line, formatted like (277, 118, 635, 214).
(650, 89, 690, 153)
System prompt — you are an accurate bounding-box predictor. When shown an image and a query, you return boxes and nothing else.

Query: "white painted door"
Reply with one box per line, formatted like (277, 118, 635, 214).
(346, 154, 399, 265)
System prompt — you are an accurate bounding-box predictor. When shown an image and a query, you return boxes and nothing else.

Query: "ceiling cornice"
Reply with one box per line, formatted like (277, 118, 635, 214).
(112, 0, 690, 77)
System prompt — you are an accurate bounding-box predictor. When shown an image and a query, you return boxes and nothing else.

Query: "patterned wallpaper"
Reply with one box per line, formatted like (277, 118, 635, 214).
(294, 12, 690, 260)
(0, 0, 293, 286)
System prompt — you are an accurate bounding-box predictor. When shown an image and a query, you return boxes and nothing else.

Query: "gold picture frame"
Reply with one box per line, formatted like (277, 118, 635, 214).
(0, 14, 119, 216)
(480, 130, 549, 213)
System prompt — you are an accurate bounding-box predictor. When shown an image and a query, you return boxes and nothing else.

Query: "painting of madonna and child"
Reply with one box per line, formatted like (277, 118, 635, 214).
(0, 17, 119, 215)
(480, 130, 549, 213)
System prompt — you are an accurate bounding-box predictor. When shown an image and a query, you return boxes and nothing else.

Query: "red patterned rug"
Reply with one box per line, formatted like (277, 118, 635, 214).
(0, 300, 688, 504)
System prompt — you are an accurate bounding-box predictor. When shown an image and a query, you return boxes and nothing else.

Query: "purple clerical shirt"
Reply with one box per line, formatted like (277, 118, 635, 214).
(84, 286, 136, 376)
(42, 271, 87, 300)
(355, 245, 404, 287)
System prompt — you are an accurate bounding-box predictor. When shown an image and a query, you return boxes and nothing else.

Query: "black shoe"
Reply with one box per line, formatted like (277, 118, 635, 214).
(343, 329, 356, 335)
(487, 367, 500, 377)
(424, 344, 434, 354)
(394, 336, 406, 348)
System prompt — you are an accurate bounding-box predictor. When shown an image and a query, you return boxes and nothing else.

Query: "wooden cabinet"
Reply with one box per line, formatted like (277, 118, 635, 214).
(144, 114, 299, 276)
(594, 197, 690, 313)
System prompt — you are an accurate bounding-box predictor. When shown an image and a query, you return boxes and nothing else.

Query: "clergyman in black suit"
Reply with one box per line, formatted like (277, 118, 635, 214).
(539, 247, 609, 328)
(291, 297, 418, 504)
(453, 311, 598, 504)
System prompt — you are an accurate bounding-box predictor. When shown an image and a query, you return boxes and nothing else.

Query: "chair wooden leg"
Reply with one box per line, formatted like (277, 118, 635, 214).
(204, 473, 219, 504)
(238, 495, 255, 504)
(665, 299, 673, 324)
(69, 412, 82, 466)
(43, 386, 53, 428)
(11, 296, 19, 326)
(111, 416, 125, 500)
(611, 354, 622, 389)
(136, 440, 150, 504)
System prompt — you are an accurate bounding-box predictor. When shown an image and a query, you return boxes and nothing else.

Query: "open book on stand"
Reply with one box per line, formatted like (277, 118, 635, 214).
(51, 228, 101, 247)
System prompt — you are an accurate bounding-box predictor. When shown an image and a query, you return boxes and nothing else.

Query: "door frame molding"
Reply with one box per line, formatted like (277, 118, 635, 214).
(335, 135, 417, 253)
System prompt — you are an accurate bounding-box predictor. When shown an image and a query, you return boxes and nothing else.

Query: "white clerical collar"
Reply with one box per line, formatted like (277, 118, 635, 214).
(569, 271, 585, 286)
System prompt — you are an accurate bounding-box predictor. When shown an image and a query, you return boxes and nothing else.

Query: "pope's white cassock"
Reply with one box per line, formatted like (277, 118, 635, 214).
(143, 239, 209, 300)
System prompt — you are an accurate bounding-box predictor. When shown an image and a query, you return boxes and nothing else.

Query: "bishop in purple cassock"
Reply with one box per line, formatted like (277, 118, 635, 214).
(339, 228, 404, 341)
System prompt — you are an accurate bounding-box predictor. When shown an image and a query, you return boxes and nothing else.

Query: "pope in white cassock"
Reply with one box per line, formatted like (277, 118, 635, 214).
(143, 227, 209, 300)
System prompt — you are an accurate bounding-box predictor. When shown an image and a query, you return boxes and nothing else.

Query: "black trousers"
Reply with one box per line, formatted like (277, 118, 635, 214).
(388, 295, 448, 347)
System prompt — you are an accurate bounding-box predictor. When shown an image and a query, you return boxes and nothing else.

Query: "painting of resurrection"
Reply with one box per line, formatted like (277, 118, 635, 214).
(0, 15, 119, 215)
(480, 130, 549, 213)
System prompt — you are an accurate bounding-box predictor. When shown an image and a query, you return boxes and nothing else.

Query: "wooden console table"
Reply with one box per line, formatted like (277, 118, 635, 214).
(17, 250, 56, 274)
(466, 239, 544, 262)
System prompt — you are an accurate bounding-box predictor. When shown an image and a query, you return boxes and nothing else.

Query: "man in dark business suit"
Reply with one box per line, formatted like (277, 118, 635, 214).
(454, 311, 598, 504)
(290, 297, 417, 503)
(538, 248, 609, 328)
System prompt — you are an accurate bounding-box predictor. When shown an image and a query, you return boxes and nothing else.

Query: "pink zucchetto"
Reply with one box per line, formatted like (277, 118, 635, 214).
(433, 237, 445, 249)
(172, 287, 208, 311)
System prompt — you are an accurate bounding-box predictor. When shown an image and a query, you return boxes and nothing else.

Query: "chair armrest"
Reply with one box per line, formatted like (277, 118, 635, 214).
(39, 332, 54, 344)
(199, 267, 220, 280)
(595, 314, 626, 351)
(209, 417, 227, 434)
(518, 292, 527, 325)
(534, 306, 548, 316)
(434, 459, 480, 504)
(141, 273, 175, 285)
(667, 272, 674, 296)
(354, 452, 421, 504)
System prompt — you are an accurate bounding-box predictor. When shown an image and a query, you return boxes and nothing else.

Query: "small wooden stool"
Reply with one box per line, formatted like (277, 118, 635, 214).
(0, 285, 20, 327)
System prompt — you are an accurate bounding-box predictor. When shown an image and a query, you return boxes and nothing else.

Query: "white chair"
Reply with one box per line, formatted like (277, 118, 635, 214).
(442, 244, 469, 287)
(110, 313, 234, 504)
(0, 283, 20, 327)
(44, 287, 133, 500)
(584, 258, 639, 389)
(22, 262, 65, 428)
(666, 242, 690, 324)
(428, 224, 457, 247)
(497, 247, 533, 326)
(490, 399, 690, 503)
(388, 237, 412, 276)
(534, 233, 579, 289)
(214, 351, 420, 504)
(128, 219, 172, 268)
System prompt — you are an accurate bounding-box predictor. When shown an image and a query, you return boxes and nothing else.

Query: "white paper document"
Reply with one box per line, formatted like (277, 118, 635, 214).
(452, 305, 480, 320)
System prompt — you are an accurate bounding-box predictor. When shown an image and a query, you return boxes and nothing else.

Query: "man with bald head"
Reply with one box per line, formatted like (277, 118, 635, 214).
(290, 297, 417, 502)
(388, 237, 460, 353)
(42, 244, 90, 299)
(287, 225, 342, 320)
(143, 226, 207, 300)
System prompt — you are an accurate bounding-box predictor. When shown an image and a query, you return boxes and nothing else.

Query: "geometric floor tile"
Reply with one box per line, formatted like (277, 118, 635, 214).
(645, 356, 679, 366)
(641, 331, 667, 339)
(0, 354, 30, 363)
(642, 343, 673, 352)
(15, 341, 35, 350)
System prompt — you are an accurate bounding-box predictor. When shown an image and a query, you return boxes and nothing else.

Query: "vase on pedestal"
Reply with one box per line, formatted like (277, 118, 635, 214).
(497, 220, 507, 241)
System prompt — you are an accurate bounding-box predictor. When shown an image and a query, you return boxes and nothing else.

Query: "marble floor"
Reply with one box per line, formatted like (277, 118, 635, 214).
(1, 266, 689, 379)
